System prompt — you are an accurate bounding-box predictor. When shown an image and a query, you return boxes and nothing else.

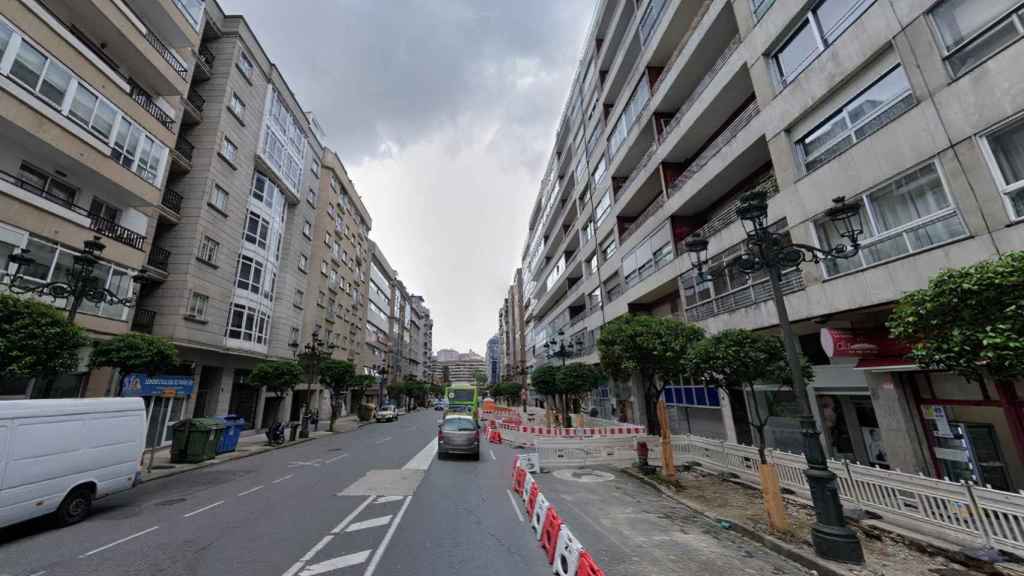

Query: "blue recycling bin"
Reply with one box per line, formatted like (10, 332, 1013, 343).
(214, 415, 246, 454)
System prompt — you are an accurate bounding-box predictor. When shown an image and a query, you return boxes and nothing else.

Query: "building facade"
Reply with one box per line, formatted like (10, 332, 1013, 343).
(515, 0, 1024, 488)
(431, 350, 487, 385)
(485, 334, 500, 385)
(498, 268, 528, 387)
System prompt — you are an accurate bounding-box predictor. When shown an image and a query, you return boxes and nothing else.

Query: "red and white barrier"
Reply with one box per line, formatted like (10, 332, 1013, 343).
(532, 494, 550, 539)
(553, 525, 584, 576)
(500, 422, 646, 448)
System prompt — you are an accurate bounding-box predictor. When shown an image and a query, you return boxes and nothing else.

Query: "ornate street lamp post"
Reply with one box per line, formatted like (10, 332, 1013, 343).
(542, 330, 575, 367)
(684, 192, 865, 564)
(290, 330, 337, 439)
(5, 236, 148, 322)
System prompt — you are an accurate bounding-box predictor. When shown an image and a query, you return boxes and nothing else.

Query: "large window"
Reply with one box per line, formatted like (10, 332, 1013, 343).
(608, 75, 651, 159)
(796, 66, 913, 172)
(225, 303, 270, 345)
(982, 115, 1024, 221)
(261, 87, 308, 192)
(638, 0, 668, 44)
(243, 211, 270, 249)
(621, 224, 673, 287)
(771, 0, 874, 86)
(594, 190, 612, 227)
(814, 162, 968, 277)
(234, 254, 265, 296)
(664, 385, 721, 408)
(930, 0, 1024, 77)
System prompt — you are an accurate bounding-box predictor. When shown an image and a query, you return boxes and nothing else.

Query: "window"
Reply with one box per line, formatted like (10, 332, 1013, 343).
(234, 254, 265, 296)
(930, 0, 1024, 76)
(321, 259, 329, 276)
(594, 191, 612, 227)
(111, 118, 141, 168)
(303, 220, 312, 238)
(607, 75, 652, 158)
(298, 254, 308, 272)
(588, 253, 599, 275)
(39, 59, 71, 107)
(18, 163, 76, 205)
(307, 187, 317, 207)
(312, 159, 322, 177)
(225, 303, 270, 345)
(210, 185, 229, 212)
(600, 235, 617, 261)
(772, 0, 874, 86)
(796, 66, 914, 172)
(591, 156, 607, 186)
(10, 38, 46, 93)
(581, 219, 595, 243)
(814, 162, 968, 277)
(243, 211, 270, 249)
(238, 51, 254, 79)
(983, 115, 1024, 221)
(294, 289, 304, 308)
(752, 0, 776, 20)
(589, 287, 602, 308)
(229, 93, 245, 118)
(317, 290, 326, 307)
(664, 385, 721, 408)
(638, 0, 668, 44)
(324, 232, 332, 246)
(289, 326, 300, 344)
(198, 236, 219, 264)
(221, 137, 238, 162)
(69, 83, 99, 127)
(187, 292, 209, 319)
(621, 224, 673, 287)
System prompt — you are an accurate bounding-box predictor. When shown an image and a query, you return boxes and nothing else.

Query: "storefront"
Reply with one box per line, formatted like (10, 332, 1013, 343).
(121, 373, 194, 448)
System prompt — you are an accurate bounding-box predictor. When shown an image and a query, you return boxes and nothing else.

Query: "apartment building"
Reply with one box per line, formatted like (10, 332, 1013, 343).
(431, 350, 487, 385)
(518, 0, 1024, 489)
(485, 334, 500, 385)
(409, 294, 432, 381)
(0, 0, 201, 399)
(365, 241, 395, 401)
(498, 268, 528, 386)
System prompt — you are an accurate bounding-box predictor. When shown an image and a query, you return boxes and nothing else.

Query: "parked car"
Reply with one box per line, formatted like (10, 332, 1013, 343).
(437, 414, 480, 460)
(0, 398, 147, 529)
(376, 404, 398, 422)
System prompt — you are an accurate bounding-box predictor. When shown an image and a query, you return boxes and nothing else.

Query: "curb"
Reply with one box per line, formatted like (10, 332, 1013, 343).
(140, 425, 354, 485)
(621, 467, 849, 576)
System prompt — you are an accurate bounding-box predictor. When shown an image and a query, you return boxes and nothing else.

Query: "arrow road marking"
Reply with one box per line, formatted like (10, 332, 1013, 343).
(374, 495, 404, 504)
(299, 550, 372, 576)
(345, 515, 392, 532)
(282, 496, 376, 576)
(363, 497, 412, 576)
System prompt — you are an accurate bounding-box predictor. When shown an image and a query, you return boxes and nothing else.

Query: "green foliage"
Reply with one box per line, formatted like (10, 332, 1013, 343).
(473, 368, 487, 386)
(556, 363, 606, 397)
(598, 314, 705, 384)
(530, 365, 561, 397)
(689, 329, 812, 392)
(492, 381, 522, 403)
(0, 294, 88, 383)
(89, 332, 178, 375)
(887, 252, 1024, 385)
(320, 360, 356, 396)
(250, 360, 304, 398)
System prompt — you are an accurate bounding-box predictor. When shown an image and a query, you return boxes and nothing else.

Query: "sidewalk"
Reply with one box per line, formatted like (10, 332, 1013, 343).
(139, 416, 360, 483)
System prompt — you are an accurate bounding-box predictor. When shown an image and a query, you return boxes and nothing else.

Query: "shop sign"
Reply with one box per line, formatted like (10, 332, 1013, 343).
(121, 373, 194, 398)
(820, 328, 911, 358)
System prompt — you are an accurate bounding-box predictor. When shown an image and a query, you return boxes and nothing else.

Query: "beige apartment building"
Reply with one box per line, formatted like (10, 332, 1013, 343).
(498, 268, 528, 387)
(518, 0, 1024, 489)
(0, 0, 201, 399)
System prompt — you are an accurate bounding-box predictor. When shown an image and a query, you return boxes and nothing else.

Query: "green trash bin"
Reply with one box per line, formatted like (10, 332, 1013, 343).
(170, 418, 227, 463)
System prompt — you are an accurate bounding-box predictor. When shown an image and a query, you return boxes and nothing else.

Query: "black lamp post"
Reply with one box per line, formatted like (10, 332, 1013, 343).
(542, 330, 575, 367)
(290, 330, 337, 438)
(5, 236, 148, 322)
(684, 192, 865, 564)
(372, 363, 389, 409)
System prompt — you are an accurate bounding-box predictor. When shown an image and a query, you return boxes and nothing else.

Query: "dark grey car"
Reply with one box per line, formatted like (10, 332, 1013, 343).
(437, 415, 480, 460)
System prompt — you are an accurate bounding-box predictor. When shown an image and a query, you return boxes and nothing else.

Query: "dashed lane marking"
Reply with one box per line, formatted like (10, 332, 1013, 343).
(490, 449, 496, 460)
(344, 515, 392, 532)
(183, 500, 224, 518)
(374, 436, 392, 444)
(299, 550, 372, 576)
(324, 453, 348, 464)
(272, 474, 294, 484)
(506, 489, 525, 523)
(238, 485, 264, 496)
(79, 526, 159, 558)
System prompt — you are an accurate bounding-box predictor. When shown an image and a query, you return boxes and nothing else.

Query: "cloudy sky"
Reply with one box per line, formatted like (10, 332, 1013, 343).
(219, 0, 594, 354)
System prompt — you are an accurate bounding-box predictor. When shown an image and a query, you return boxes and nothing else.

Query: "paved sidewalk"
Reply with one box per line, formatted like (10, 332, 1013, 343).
(529, 465, 811, 576)
(139, 416, 360, 483)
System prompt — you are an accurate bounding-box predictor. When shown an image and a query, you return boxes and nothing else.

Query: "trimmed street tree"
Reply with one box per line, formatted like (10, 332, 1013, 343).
(556, 363, 605, 425)
(887, 251, 1024, 388)
(531, 365, 562, 426)
(598, 314, 704, 435)
(352, 374, 377, 421)
(492, 381, 521, 405)
(473, 368, 487, 387)
(319, 359, 355, 432)
(0, 293, 88, 398)
(90, 332, 179, 377)
(251, 360, 304, 400)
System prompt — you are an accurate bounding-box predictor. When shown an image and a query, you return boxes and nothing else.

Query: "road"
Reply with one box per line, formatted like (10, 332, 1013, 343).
(0, 409, 552, 576)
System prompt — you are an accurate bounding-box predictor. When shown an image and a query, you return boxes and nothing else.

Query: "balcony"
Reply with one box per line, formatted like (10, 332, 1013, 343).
(182, 88, 205, 124)
(128, 80, 175, 131)
(193, 43, 215, 81)
(0, 169, 146, 251)
(142, 30, 188, 81)
(160, 188, 183, 214)
(170, 137, 194, 173)
(146, 245, 171, 272)
(131, 308, 157, 334)
(667, 98, 760, 198)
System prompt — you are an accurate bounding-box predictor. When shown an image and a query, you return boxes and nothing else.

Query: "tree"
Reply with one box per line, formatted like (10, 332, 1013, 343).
(598, 314, 704, 435)
(557, 363, 605, 424)
(492, 381, 522, 405)
(250, 360, 303, 399)
(689, 330, 812, 464)
(319, 360, 355, 432)
(90, 332, 178, 376)
(473, 368, 487, 387)
(442, 365, 450, 384)
(0, 294, 88, 397)
(351, 374, 376, 421)
(888, 251, 1024, 388)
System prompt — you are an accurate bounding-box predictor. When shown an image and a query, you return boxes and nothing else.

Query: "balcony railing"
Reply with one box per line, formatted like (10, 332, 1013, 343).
(619, 193, 666, 244)
(0, 169, 146, 250)
(662, 36, 742, 140)
(682, 267, 804, 322)
(693, 172, 779, 240)
(131, 308, 156, 334)
(161, 188, 183, 213)
(187, 89, 206, 112)
(197, 43, 215, 70)
(667, 99, 761, 198)
(128, 80, 175, 130)
(144, 31, 188, 81)
(147, 246, 171, 271)
(174, 137, 195, 162)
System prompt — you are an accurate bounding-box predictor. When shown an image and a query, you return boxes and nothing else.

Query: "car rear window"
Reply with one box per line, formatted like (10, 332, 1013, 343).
(442, 418, 476, 431)
(451, 389, 474, 402)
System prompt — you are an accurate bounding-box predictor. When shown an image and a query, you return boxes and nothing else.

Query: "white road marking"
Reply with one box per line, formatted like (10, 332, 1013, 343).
(402, 439, 438, 470)
(374, 436, 392, 444)
(324, 453, 348, 464)
(282, 496, 375, 576)
(362, 496, 412, 576)
(329, 495, 377, 534)
(506, 489, 525, 523)
(374, 495, 404, 504)
(490, 449, 497, 461)
(289, 459, 323, 468)
(300, 550, 372, 576)
(345, 515, 392, 532)
(238, 485, 264, 496)
(272, 474, 294, 484)
(183, 500, 224, 518)
(79, 526, 159, 558)
(29, 571, 47, 576)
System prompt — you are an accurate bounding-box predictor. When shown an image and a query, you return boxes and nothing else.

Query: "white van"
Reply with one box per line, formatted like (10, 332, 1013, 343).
(0, 398, 146, 529)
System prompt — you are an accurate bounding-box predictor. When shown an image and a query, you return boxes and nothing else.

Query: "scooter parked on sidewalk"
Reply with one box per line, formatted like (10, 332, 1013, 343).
(266, 421, 286, 446)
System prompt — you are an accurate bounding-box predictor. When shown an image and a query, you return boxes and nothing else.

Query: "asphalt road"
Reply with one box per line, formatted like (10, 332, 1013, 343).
(0, 409, 553, 576)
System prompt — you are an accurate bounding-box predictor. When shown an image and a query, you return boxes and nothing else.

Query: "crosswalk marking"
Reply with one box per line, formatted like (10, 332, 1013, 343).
(299, 550, 372, 576)
(345, 515, 392, 532)
(374, 495, 403, 504)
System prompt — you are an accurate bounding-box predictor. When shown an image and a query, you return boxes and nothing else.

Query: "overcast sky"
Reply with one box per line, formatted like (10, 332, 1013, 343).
(219, 0, 594, 354)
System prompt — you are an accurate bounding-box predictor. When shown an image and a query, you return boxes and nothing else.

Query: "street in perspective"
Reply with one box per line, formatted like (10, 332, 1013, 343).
(1, 0, 1023, 575)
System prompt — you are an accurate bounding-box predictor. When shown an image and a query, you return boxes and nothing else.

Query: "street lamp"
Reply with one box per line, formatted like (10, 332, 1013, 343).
(684, 192, 865, 564)
(5, 236, 149, 322)
(372, 363, 389, 409)
(290, 330, 337, 438)
(542, 330, 575, 366)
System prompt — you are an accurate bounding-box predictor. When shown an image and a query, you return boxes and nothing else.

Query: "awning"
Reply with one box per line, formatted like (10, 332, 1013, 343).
(854, 358, 920, 372)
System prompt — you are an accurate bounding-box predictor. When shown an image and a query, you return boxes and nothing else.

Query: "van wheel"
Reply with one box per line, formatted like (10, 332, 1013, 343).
(56, 486, 93, 527)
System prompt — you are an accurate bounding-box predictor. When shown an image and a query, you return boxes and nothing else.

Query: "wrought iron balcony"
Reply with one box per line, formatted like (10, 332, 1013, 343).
(147, 246, 171, 271)
(143, 31, 188, 81)
(161, 188, 183, 213)
(128, 80, 175, 130)
(131, 308, 157, 334)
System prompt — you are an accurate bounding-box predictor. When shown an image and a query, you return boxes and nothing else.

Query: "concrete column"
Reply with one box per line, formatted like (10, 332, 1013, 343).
(214, 368, 234, 416)
(718, 387, 739, 444)
(281, 391, 294, 424)
(254, 387, 267, 430)
(868, 373, 929, 474)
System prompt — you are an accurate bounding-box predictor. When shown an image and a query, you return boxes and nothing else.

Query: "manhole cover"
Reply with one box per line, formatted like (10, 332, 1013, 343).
(553, 469, 615, 483)
(154, 498, 188, 507)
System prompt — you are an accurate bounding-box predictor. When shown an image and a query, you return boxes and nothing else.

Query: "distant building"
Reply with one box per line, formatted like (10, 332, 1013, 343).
(431, 350, 487, 385)
(485, 335, 500, 384)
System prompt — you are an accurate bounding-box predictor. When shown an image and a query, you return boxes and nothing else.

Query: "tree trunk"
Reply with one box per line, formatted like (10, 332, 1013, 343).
(744, 383, 790, 532)
(644, 376, 660, 436)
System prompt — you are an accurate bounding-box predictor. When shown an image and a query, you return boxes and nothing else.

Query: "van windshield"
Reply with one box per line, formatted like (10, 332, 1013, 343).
(450, 389, 474, 402)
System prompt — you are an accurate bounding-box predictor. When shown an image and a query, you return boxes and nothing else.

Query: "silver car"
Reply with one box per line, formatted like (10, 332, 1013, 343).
(437, 415, 480, 460)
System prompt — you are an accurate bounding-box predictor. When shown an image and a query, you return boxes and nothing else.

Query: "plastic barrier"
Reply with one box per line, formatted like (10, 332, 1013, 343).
(576, 551, 606, 576)
(539, 506, 562, 564)
(513, 467, 527, 495)
(522, 472, 534, 504)
(488, 426, 503, 444)
(552, 525, 584, 576)
(526, 483, 540, 517)
(535, 437, 638, 470)
(531, 494, 550, 540)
